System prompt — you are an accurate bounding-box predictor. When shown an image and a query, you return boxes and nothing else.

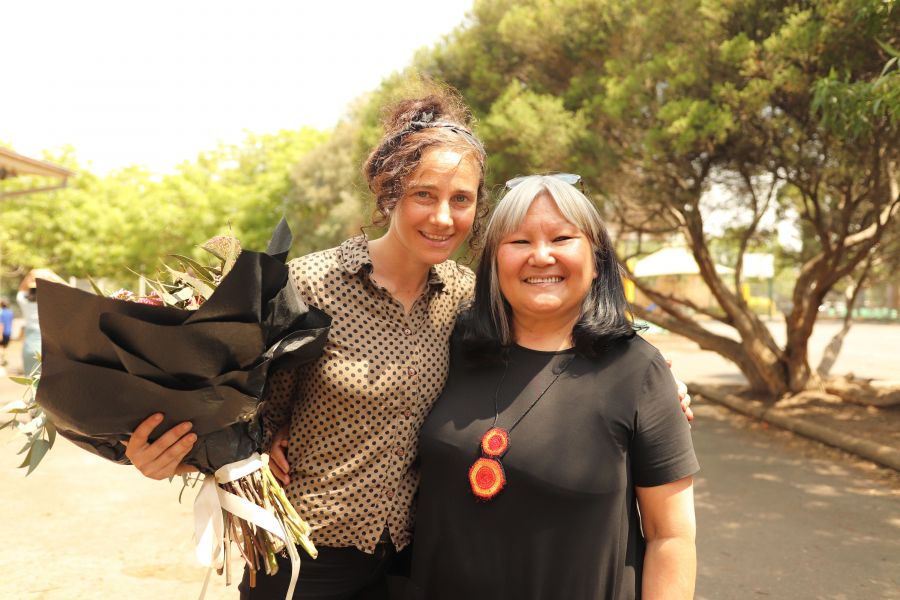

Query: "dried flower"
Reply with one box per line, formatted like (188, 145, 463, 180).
(108, 289, 135, 301)
(136, 291, 164, 306)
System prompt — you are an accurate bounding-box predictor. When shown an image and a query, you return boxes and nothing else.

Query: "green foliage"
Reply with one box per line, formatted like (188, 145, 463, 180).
(286, 122, 369, 257)
(410, 0, 898, 392)
(1, 128, 327, 282)
(2, 369, 55, 475)
(812, 59, 899, 139)
(479, 84, 589, 182)
(172, 128, 328, 252)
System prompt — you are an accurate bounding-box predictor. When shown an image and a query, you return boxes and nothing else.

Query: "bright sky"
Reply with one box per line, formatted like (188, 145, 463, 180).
(2, 0, 474, 175)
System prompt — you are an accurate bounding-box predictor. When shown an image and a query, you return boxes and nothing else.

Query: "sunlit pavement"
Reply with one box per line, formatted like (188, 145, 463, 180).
(690, 400, 899, 599)
(0, 339, 241, 600)
(649, 324, 900, 597)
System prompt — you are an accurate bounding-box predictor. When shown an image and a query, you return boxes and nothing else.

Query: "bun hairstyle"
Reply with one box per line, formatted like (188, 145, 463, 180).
(363, 90, 489, 247)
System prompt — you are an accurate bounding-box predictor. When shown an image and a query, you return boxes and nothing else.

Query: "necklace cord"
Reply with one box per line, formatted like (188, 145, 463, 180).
(491, 354, 574, 434)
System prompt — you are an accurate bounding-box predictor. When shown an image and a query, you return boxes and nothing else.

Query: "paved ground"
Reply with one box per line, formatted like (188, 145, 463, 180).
(691, 400, 900, 599)
(1, 325, 898, 599)
(0, 340, 243, 600)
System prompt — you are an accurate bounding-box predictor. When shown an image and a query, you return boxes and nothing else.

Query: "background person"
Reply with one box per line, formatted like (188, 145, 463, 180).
(408, 175, 699, 599)
(0, 299, 13, 367)
(16, 268, 66, 376)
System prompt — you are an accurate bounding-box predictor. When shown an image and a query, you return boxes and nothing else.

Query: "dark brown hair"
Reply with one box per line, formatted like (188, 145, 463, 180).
(362, 91, 489, 248)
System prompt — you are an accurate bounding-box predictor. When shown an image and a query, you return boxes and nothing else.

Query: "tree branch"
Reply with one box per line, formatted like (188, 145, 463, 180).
(624, 262, 735, 326)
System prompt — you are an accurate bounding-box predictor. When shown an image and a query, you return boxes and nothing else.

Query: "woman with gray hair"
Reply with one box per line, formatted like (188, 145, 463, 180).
(408, 174, 699, 599)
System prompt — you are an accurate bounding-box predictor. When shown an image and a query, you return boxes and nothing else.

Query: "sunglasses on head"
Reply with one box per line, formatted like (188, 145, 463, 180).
(505, 173, 584, 192)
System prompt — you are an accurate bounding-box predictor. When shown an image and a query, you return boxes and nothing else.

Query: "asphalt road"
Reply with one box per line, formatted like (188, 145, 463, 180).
(691, 400, 900, 599)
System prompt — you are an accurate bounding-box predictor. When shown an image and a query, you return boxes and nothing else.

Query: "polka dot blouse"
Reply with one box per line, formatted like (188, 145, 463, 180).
(260, 235, 475, 553)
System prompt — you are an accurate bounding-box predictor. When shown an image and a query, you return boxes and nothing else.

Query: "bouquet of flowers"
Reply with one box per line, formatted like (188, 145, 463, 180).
(3, 219, 329, 598)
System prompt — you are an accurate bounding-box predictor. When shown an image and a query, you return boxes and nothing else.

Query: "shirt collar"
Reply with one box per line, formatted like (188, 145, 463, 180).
(338, 235, 448, 292)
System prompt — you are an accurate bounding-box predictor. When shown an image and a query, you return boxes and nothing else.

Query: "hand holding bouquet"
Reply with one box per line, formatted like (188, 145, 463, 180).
(5, 219, 330, 598)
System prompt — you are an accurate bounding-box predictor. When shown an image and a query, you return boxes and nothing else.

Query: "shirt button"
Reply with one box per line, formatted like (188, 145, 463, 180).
(407, 366, 417, 376)
(386, 490, 395, 499)
(403, 408, 412, 418)
(396, 447, 406, 457)
(403, 328, 413, 335)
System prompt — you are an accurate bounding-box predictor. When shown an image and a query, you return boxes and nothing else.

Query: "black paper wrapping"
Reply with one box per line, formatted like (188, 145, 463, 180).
(34, 219, 331, 474)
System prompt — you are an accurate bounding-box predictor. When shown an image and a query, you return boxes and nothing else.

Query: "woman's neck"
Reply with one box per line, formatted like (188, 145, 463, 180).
(512, 313, 578, 351)
(367, 234, 430, 300)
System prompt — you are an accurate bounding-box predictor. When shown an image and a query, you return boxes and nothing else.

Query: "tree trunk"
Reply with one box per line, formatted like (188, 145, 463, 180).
(631, 305, 790, 396)
(816, 259, 871, 377)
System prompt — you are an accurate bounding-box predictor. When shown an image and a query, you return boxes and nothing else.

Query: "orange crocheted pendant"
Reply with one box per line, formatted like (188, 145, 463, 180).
(480, 427, 510, 458)
(469, 457, 506, 500)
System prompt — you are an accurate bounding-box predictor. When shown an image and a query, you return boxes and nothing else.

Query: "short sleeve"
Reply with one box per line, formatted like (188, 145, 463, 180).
(632, 352, 699, 487)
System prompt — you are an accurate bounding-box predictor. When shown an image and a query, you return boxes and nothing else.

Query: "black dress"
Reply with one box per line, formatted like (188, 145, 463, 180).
(407, 336, 699, 600)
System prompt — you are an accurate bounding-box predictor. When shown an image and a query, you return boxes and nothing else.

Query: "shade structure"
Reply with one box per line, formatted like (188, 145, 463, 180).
(632, 246, 734, 278)
(0, 147, 74, 198)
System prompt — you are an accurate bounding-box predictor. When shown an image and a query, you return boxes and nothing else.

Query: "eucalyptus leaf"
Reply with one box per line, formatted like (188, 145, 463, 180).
(202, 235, 241, 278)
(169, 254, 217, 282)
(45, 418, 57, 447)
(17, 440, 32, 455)
(201, 235, 240, 263)
(162, 293, 180, 305)
(142, 278, 170, 299)
(172, 287, 195, 302)
(26, 439, 52, 475)
(154, 287, 180, 305)
(166, 268, 191, 284)
(17, 446, 32, 468)
(86, 275, 106, 297)
(9, 376, 34, 386)
(165, 265, 215, 300)
(875, 38, 900, 59)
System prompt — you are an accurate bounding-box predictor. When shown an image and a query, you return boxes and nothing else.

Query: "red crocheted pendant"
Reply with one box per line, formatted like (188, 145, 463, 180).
(480, 427, 510, 458)
(469, 457, 506, 500)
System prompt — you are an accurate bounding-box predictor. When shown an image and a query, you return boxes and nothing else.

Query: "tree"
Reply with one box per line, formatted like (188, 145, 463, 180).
(416, 0, 899, 396)
(173, 128, 328, 251)
(0, 127, 328, 285)
(285, 121, 368, 257)
(0, 149, 168, 281)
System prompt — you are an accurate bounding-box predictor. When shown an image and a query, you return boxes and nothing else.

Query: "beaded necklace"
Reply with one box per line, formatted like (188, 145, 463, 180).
(468, 353, 574, 501)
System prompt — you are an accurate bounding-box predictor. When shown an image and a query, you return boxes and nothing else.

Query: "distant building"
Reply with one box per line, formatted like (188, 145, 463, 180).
(630, 247, 776, 316)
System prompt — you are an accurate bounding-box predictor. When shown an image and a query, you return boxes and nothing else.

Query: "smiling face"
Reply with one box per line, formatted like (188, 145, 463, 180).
(496, 193, 597, 332)
(385, 146, 480, 268)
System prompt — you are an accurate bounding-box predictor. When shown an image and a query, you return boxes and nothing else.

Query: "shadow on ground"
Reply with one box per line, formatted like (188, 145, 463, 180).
(692, 401, 900, 600)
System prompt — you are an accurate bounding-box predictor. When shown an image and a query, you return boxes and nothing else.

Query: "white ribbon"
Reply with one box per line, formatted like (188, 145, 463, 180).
(193, 452, 301, 600)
